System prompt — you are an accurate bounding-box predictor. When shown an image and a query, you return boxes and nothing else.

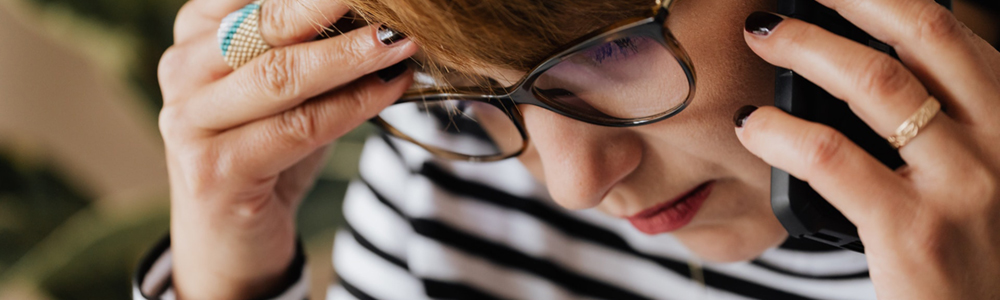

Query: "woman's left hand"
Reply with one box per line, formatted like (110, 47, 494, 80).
(736, 0, 1000, 299)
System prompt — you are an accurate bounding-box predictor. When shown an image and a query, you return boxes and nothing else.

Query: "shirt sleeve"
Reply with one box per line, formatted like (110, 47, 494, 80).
(132, 233, 310, 300)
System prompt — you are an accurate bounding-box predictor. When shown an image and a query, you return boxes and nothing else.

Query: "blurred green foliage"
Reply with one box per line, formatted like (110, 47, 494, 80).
(25, 0, 186, 112)
(2, 0, 371, 299)
(0, 153, 89, 266)
(0, 148, 171, 300)
(0, 0, 185, 297)
(0, 154, 88, 285)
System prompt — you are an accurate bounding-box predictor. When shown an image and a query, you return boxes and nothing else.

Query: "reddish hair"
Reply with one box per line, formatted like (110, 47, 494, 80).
(342, 0, 652, 73)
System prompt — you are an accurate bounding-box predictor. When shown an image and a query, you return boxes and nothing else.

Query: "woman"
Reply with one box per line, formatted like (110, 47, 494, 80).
(135, 0, 1000, 298)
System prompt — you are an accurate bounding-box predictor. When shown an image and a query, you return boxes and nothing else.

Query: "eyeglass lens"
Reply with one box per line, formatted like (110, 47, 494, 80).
(378, 35, 691, 159)
(532, 36, 690, 121)
(378, 100, 524, 157)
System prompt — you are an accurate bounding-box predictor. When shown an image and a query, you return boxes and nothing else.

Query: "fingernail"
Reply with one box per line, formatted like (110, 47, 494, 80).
(377, 61, 408, 82)
(734, 105, 758, 128)
(377, 24, 407, 45)
(745, 11, 784, 36)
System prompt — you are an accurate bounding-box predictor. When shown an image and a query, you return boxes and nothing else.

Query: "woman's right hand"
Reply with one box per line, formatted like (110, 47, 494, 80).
(157, 0, 416, 298)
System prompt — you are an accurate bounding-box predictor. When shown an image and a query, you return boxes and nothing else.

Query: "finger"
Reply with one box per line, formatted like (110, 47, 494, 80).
(175, 0, 349, 53)
(744, 15, 966, 169)
(185, 24, 415, 130)
(174, 0, 254, 43)
(188, 0, 256, 20)
(167, 0, 355, 98)
(735, 106, 915, 228)
(814, 0, 1000, 124)
(220, 72, 412, 177)
(159, 33, 235, 99)
(259, 0, 351, 46)
(745, 16, 930, 138)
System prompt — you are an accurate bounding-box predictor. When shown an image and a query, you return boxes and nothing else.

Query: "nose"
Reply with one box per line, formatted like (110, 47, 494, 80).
(519, 105, 643, 210)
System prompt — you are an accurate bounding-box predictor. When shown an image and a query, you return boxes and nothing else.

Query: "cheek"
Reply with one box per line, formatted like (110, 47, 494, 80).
(656, 0, 777, 182)
(670, 0, 775, 105)
(657, 0, 786, 260)
(516, 126, 545, 184)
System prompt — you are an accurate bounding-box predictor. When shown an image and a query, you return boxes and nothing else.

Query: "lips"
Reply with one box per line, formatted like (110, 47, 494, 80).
(626, 181, 714, 235)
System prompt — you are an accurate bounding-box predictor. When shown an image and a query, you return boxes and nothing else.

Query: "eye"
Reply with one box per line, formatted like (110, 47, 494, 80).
(587, 37, 642, 63)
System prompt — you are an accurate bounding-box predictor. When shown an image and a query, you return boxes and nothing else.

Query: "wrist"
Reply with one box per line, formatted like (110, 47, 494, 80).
(170, 201, 298, 299)
(171, 231, 303, 300)
(134, 233, 307, 300)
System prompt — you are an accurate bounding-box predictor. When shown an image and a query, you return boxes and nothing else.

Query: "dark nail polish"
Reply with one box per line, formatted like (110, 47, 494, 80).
(745, 11, 784, 36)
(377, 24, 407, 45)
(377, 61, 408, 82)
(734, 105, 758, 128)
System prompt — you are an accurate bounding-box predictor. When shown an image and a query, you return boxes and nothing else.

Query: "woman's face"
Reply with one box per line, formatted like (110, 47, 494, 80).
(470, 0, 784, 262)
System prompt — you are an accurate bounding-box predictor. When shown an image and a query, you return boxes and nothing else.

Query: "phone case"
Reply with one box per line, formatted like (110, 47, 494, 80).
(772, 0, 951, 253)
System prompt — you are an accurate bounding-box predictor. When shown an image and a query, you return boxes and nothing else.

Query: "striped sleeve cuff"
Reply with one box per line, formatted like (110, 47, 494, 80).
(132, 233, 310, 300)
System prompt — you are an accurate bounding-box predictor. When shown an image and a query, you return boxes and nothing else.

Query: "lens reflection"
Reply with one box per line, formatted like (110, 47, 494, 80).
(532, 36, 690, 120)
(378, 100, 523, 158)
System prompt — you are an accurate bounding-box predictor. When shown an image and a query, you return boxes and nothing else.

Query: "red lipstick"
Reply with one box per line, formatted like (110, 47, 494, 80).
(627, 181, 714, 234)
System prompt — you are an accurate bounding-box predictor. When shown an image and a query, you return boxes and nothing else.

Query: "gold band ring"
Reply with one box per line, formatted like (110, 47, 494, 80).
(887, 96, 942, 149)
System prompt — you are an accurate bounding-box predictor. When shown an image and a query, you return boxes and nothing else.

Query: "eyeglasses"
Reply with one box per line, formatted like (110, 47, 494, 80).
(372, 0, 696, 162)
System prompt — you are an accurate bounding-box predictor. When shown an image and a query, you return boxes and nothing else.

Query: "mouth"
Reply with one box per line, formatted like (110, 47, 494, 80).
(626, 181, 715, 235)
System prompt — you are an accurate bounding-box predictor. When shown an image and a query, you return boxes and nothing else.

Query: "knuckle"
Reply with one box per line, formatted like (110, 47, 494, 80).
(275, 105, 321, 147)
(856, 54, 914, 100)
(175, 0, 201, 20)
(158, 106, 185, 141)
(259, 1, 295, 44)
(174, 2, 198, 28)
(161, 133, 227, 194)
(175, 1, 193, 19)
(913, 4, 962, 44)
(252, 48, 300, 99)
(157, 46, 185, 90)
(346, 84, 374, 113)
(800, 127, 848, 172)
(184, 145, 228, 195)
(173, 1, 205, 41)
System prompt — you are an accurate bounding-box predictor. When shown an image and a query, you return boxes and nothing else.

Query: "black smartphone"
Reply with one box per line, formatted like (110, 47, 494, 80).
(771, 0, 952, 253)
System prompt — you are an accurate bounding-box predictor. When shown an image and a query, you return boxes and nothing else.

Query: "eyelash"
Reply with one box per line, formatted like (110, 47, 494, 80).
(589, 37, 641, 63)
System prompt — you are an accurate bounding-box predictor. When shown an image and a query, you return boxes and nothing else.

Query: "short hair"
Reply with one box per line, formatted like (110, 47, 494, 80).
(342, 0, 651, 73)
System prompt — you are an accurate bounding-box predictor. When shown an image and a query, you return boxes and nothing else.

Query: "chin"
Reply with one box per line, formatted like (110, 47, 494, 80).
(672, 222, 788, 263)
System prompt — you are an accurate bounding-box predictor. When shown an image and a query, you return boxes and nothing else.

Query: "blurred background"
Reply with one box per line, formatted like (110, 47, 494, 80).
(0, 0, 373, 298)
(0, 0, 995, 299)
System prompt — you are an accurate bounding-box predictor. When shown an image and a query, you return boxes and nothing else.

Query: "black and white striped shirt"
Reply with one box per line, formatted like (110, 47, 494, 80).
(134, 134, 875, 300)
